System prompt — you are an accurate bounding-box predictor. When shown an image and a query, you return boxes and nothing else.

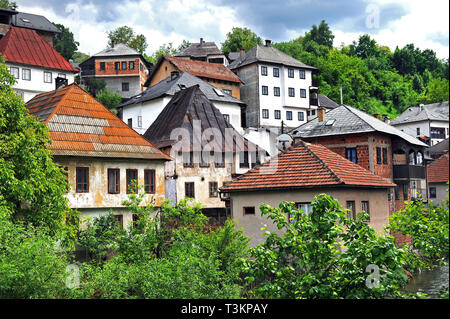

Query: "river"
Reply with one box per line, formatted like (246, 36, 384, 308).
(402, 264, 449, 298)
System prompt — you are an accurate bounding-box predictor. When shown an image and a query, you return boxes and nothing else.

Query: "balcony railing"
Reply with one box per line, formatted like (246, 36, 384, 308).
(393, 164, 426, 179)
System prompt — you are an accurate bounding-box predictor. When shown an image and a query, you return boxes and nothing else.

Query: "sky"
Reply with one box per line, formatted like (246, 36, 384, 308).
(14, 0, 449, 59)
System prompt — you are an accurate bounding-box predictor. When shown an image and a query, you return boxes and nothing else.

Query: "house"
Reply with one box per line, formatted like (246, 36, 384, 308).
(119, 71, 246, 134)
(25, 83, 171, 229)
(144, 55, 242, 100)
(289, 105, 429, 212)
(427, 138, 449, 159)
(427, 153, 449, 205)
(390, 101, 449, 146)
(0, 8, 61, 46)
(220, 140, 396, 246)
(143, 85, 265, 224)
(0, 26, 78, 102)
(227, 39, 319, 130)
(79, 43, 152, 99)
(174, 38, 228, 65)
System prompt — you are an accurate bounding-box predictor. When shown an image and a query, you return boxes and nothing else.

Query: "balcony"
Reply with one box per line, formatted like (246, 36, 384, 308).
(310, 97, 319, 106)
(393, 164, 426, 180)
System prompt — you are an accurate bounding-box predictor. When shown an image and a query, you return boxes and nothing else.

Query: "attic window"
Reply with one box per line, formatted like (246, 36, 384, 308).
(20, 18, 31, 23)
(325, 119, 335, 126)
(213, 88, 224, 96)
(178, 84, 186, 90)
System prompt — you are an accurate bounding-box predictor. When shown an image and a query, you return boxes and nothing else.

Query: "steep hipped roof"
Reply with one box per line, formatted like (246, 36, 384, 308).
(120, 72, 245, 108)
(427, 153, 449, 183)
(221, 140, 395, 192)
(175, 41, 223, 58)
(91, 43, 140, 57)
(0, 26, 78, 72)
(12, 12, 61, 34)
(145, 55, 242, 87)
(290, 104, 428, 147)
(143, 85, 261, 153)
(25, 83, 171, 160)
(318, 94, 339, 109)
(391, 101, 449, 125)
(428, 138, 449, 158)
(228, 44, 317, 70)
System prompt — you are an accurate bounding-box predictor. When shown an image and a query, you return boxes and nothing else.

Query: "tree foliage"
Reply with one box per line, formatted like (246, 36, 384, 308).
(53, 23, 79, 61)
(96, 87, 123, 114)
(107, 26, 147, 54)
(221, 27, 263, 53)
(0, 0, 17, 9)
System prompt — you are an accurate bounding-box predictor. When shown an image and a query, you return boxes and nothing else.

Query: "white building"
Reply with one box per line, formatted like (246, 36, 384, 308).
(0, 26, 78, 102)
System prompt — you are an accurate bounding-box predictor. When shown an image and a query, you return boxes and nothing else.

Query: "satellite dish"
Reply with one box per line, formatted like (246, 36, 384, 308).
(277, 134, 293, 151)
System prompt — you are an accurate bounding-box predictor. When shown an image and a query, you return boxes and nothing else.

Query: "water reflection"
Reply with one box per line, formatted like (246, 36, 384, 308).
(403, 264, 449, 299)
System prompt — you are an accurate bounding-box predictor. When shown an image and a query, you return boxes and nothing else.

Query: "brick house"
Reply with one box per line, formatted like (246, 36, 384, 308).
(427, 153, 449, 205)
(290, 105, 429, 212)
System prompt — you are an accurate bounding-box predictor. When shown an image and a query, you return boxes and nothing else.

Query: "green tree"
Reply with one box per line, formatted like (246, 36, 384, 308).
(221, 27, 263, 53)
(349, 34, 380, 59)
(412, 74, 425, 93)
(0, 0, 17, 9)
(417, 77, 449, 104)
(177, 39, 192, 52)
(53, 23, 79, 61)
(107, 26, 148, 54)
(96, 87, 122, 114)
(71, 51, 90, 64)
(83, 77, 106, 97)
(305, 20, 334, 48)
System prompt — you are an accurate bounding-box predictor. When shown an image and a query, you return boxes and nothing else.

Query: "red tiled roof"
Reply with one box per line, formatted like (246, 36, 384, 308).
(427, 153, 449, 183)
(25, 83, 171, 160)
(165, 56, 241, 83)
(221, 140, 395, 192)
(0, 26, 79, 72)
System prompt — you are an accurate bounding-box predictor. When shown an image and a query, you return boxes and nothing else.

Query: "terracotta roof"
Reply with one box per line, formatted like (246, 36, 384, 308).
(25, 83, 171, 160)
(145, 55, 241, 86)
(427, 153, 449, 183)
(221, 140, 395, 192)
(0, 26, 78, 72)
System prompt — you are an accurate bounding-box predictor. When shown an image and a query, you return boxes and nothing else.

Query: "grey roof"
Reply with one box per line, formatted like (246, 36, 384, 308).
(318, 94, 339, 109)
(92, 43, 140, 57)
(227, 52, 241, 62)
(290, 104, 428, 147)
(175, 41, 223, 58)
(428, 138, 449, 157)
(228, 44, 317, 70)
(391, 101, 449, 125)
(119, 72, 245, 108)
(12, 12, 61, 34)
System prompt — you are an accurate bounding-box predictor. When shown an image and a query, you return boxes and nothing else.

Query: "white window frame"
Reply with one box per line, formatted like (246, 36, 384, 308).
(44, 71, 52, 83)
(22, 68, 31, 81)
(10, 66, 19, 79)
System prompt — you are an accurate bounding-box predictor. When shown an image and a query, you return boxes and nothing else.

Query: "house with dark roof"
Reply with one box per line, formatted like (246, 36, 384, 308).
(220, 140, 395, 246)
(143, 85, 265, 224)
(145, 55, 242, 100)
(79, 43, 152, 99)
(174, 38, 228, 65)
(427, 138, 449, 159)
(25, 83, 171, 228)
(427, 152, 449, 205)
(289, 105, 429, 212)
(0, 26, 79, 102)
(390, 101, 449, 146)
(119, 72, 246, 134)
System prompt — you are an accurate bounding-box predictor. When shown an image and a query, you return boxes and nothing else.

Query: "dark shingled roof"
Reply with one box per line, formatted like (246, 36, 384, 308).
(391, 101, 449, 125)
(428, 138, 449, 158)
(228, 44, 317, 70)
(290, 104, 428, 147)
(175, 41, 223, 58)
(143, 85, 261, 153)
(12, 12, 61, 34)
(318, 94, 339, 109)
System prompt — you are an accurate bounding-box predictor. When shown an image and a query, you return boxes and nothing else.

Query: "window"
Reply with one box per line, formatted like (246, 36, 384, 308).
(44, 71, 52, 83)
(213, 88, 224, 96)
(346, 148, 358, 163)
(243, 206, 255, 215)
(274, 87, 280, 96)
(261, 85, 268, 95)
(298, 112, 304, 121)
(376, 147, 382, 164)
(408, 151, 416, 165)
(262, 109, 269, 119)
(10, 66, 19, 79)
(183, 152, 193, 167)
(122, 82, 129, 91)
(273, 67, 279, 77)
(416, 152, 423, 165)
(58, 73, 66, 79)
(274, 110, 281, 119)
(430, 187, 437, 198)
(311, 110, 316, 116)
(430, 127, 445, 139)
(299, 69, 305, 79)
(286, 111, 293, 121)
(209, 182, 218, 197)
(200, 151, 209, 167)
(137, 116, 142, 128)
(127, 118, 132, 127)
(121, 61, 127, 70)
(223, 89, 232, 95)
(107, 168, 120, 194)
(361, 201, 370, 220)
(288, 68, 294, 78)
(114, 215, 124, 228)
(300, 89, 307, 98)
(346, 201, 356, 219)
(261, 66, 268, 76)
(76, 167, 89, 193)
(115, 62, 120, 70)
(100, 62, 105, 70)
(382, 148, 388, 164)
(295, 202, 313, 215)
(129, 61, 135, 70)
(22, 68, 31, 81)
(403, 184, 408, 200)
(185, 182, 195, 198)
(416, 127, 420, 136)
(395, 186, 400, 200)
(240, 151, 249, 168)
(126, 169, 138, 194)
(144, 170, 155, 194)
(132, 214, 139, 228)
(288, 87, 295, 97)
(223, 114, 230, 122)
(215, 152, 225, 167)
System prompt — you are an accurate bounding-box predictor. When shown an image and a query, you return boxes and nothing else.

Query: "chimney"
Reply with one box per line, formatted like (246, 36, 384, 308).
(170, 71, 179, 81)
(55, 76, 68, 90)
(318, 107, 326, 122)
(374, 113, 379, 120)
(200, 38, 204, 45)
(419, 103, 425, 111)
(265, 39, 272, 47)
(111, 40, 115, 48)
(239, 48, 245, 60)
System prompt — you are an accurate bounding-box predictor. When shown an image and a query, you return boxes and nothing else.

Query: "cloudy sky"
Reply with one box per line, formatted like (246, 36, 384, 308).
(15, 0, 449, 59)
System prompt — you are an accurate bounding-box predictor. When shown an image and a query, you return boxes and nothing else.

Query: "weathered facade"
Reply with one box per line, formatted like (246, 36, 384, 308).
(25, 84, 171, 229)
(427, 152, 449, 205)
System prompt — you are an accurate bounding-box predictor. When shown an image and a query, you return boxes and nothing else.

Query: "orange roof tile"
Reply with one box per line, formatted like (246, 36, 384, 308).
(221, 140, 395, 192)
(427, 153, 449, 183)
(26, 84, 171, 160)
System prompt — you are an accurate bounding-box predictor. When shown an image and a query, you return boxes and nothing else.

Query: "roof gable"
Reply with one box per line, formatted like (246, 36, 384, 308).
(13, 12, 61, 34)
(175, 41, 223, 58)
(391, 101, 449, 125)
